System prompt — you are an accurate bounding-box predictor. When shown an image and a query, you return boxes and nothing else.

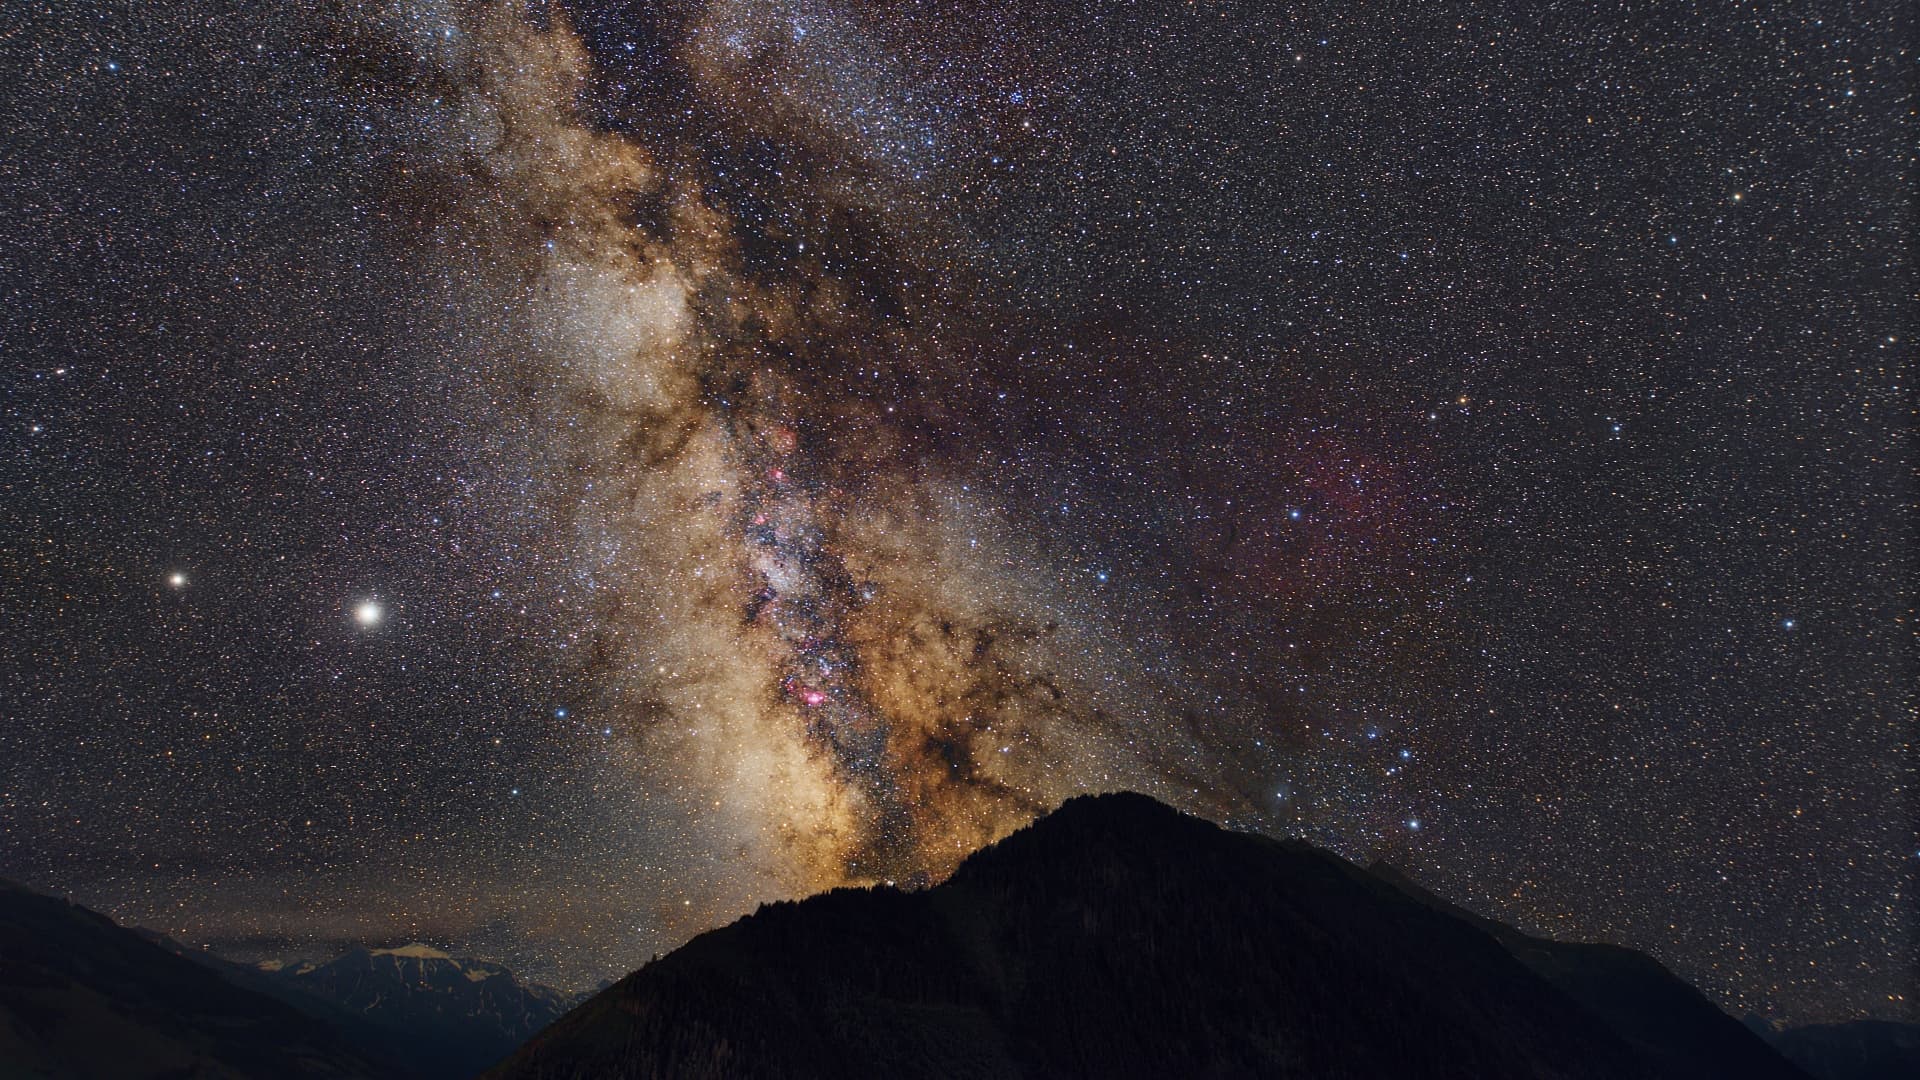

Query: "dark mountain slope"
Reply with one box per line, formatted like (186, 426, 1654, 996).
(1369, 862, 1800, 1079)
(0, 878, 397, 1080)
(490, 792, 1808, 1080)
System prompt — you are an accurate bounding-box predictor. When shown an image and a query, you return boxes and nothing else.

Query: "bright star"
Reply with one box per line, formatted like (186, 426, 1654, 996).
(354, 600, 384, 627)
(168, 572, 187, 589)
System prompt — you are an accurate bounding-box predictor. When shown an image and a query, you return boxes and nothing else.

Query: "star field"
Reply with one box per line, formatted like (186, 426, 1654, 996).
(0, 0, 1910, 1025)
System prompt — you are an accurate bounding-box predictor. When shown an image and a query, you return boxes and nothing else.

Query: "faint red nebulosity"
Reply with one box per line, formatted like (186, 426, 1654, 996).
(1193, 428, 1434, 605)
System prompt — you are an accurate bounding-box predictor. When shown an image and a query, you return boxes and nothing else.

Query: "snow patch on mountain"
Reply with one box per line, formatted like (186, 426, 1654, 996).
(369, 942, 454, 960)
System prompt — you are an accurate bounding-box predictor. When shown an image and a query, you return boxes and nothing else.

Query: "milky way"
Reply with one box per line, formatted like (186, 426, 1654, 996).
(393, 3, 1244, 894)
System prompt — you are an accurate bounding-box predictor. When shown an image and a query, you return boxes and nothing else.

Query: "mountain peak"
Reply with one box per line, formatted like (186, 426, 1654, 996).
(1045, 788, 1202, 828)
(951, 789, 1224, 875)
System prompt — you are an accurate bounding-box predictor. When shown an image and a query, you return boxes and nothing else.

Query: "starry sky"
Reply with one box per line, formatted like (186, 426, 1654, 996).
(0, 0, 1910, 1024)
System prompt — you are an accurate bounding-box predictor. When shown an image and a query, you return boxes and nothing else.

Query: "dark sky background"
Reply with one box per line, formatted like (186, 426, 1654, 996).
(0, 0, 1910, 1024)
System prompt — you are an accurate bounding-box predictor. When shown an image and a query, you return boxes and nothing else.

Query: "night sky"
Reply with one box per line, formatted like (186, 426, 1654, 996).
(0, 0, 1910, 1025)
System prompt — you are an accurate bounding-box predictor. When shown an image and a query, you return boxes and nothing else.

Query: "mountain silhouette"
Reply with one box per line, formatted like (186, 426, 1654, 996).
(489, 792, 1811, 1079)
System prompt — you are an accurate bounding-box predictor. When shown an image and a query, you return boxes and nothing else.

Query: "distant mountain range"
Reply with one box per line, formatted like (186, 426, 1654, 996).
(5, 794, 1913, 1079)
(247, 942, 574, 1079)
(143, 933, 575, 1079)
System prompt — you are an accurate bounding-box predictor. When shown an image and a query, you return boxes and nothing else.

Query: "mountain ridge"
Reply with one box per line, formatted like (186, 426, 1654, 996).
(488, 791, 1812, 1080)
